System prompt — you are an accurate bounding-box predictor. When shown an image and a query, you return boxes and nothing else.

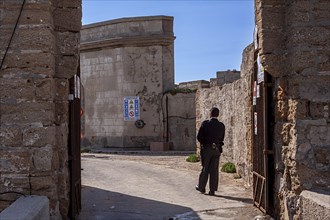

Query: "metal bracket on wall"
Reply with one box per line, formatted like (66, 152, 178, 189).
(68, 94, 74, 101)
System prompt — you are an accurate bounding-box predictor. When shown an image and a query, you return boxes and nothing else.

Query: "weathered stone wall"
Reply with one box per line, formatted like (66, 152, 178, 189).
(80, 16, 177, 149)
(166, 92, 196, 151)
(196, 44, 254, 185)
(216, 70, 241, 86)
(0, 0, 81, 219)
(177, 80, 210, 90)
(255, 0, 330, 219)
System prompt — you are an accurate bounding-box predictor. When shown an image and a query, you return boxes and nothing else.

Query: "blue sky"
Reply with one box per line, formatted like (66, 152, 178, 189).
(82, 0, 255, 84)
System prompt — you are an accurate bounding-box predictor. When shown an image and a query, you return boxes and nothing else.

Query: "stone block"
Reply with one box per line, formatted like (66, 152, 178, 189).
(286, 1, 310, 24)
(287, 26, 330, 48)
(55, 54, 79, 79)
(309, 102, 329, 119)
(55, 125, 69, 170)
(288, 50, 316, 74)
(30, 175, 56, 193)
(150, 142, 171, 151)
(2, 78, 55, 103)
(260, 53, 287, 77)
(307, 126, 330, 147)
(55, 32, 79, 55)
(54, 79, 69, 101)
(287, 77, 330, 102)
(259, 5, 285, 28)
(4, 50, 55, 75)
(259, 30, 286, 53)
(0, 28, 12, 49)
(0, 125, 23, 147)
(57, 171, 70, 217)
(35, 78, 55, 101)
(53, 8, 82, 32)
(317, 50, 330, 72)
(55, 102, 69, 125)
(23, 126, 55, 147)
(9, 27, 55, 52)
(51, 0, 81, 8)
(0, 102, 55, 125)
(0, 174, 30, 193)
(313, 1, 330, 22)
(0, 1, 51, 22)
(313, 147, 330, 169)
(32, 145, 53, 172)
(0, 52, 55, 77)
(0, 149, 33, 172)
(296, 142, 312, 161)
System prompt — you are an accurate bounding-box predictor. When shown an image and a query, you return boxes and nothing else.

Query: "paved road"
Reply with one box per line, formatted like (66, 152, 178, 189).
(78, 153, 262, 220)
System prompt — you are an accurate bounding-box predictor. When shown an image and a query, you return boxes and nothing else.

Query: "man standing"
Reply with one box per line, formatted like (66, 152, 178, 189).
(195, 107, 225, 196)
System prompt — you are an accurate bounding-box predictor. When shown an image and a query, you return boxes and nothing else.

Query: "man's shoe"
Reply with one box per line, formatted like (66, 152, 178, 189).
(208, 191, 215, 196)
(195, 185, 205, 194)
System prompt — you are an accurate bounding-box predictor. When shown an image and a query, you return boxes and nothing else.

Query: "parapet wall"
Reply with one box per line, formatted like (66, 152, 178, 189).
(215, 70, 241, 86)
(81, 16, 174, 44)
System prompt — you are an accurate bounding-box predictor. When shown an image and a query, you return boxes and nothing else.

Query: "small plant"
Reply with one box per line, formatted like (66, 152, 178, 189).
(221, 162, 236, 173)
(166, 88, 197, 95)
(186, 154, 200, 163)
(234, 173, 241, 179)
(81, 148, 91, 153)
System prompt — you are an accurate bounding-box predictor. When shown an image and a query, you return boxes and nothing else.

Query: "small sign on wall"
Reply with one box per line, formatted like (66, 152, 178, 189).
(254, 112, 258, 135)
(254, 25, 258, 50)
(74, 75, 81, 99)
(253, 81, 257, 106)
(257, 54, 264, 84)
(124, 96, 140, 121)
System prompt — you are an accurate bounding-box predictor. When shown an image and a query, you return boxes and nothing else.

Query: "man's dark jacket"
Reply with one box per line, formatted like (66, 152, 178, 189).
(197, 118, 225, 148)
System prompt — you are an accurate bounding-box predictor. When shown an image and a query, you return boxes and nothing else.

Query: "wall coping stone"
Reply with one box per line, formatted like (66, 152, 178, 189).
(80, 35, 175, 52)
(82, 15, 174, 29)
(0, 195, 49, 220)
(301, 190, 330, 210)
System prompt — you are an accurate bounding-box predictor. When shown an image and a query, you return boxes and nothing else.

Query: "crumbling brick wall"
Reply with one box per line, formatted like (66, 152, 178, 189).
(196, 44, 254, 185)
(0, 0, 81, 219)
(255, 0, 330, 219)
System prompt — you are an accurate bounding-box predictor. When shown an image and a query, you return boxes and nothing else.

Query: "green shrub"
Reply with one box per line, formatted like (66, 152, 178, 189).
(81, 148, 91, 153)
(221, 162, 236, 173)
(166, 88, 197, 95)
(234, 173, 241, 179)
(186, 154, 200, 163)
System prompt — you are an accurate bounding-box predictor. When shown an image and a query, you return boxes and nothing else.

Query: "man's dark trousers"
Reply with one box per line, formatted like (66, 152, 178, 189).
(198, 146, 221, 192)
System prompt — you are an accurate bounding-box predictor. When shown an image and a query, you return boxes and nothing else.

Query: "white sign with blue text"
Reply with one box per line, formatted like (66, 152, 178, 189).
(124, 96, 140, 121)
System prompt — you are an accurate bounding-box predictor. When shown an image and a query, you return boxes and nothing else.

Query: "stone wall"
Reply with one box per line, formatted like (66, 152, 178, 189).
(177, 80, 210, 90)
(255, 0, 330, 219)
(216, 70, 241, 86)
(80, 16, 178, 150)
(196, 44, 254, 185)
(0, 0, 81, 219)
(166, 92, 196, 151)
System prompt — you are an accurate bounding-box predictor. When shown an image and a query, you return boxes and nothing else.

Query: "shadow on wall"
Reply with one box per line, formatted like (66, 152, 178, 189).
(77, 185, 201, 220)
